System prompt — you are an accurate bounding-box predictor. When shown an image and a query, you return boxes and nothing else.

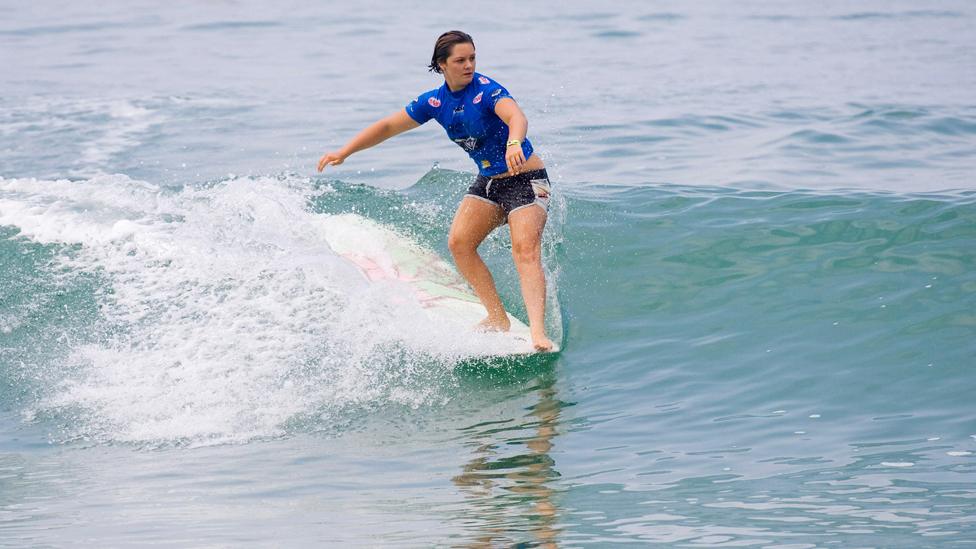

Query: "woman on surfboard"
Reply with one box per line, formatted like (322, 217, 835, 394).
(317, 30, 554, 352)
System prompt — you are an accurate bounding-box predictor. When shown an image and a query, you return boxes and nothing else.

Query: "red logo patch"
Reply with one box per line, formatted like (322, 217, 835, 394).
(428, 97, 441, 108)
(478, 76, 490, 85)
(472, 92, 483, 104)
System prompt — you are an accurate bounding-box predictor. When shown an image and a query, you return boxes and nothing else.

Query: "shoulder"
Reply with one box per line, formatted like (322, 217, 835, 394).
(414, 84, 447, 105)
(474, 73, 504, 89)
(473, 73, 513, 108)
(406, 84, 448, 122)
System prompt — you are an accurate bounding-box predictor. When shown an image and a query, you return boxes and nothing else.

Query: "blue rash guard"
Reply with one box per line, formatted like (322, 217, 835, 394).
(405, 72, 533, 177)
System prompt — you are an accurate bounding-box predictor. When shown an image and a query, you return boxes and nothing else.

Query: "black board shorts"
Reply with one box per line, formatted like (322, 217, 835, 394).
(465, 168, 552, 218)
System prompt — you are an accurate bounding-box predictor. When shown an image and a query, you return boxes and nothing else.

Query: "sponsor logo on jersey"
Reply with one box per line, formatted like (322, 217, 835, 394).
(453, 136, 479, 152)
(478, 76, 490, 85)
(491, 88, 502, 97)
(428, 97, 441, 108)
(472, 92, 483, 104)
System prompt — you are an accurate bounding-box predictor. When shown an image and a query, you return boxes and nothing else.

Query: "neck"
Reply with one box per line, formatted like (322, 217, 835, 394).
(445, 76, 466, 92)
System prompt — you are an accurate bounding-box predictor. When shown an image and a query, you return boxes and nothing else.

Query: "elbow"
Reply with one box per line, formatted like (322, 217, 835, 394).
(376, 119, 393, 139)
(378, 117, 402, 140)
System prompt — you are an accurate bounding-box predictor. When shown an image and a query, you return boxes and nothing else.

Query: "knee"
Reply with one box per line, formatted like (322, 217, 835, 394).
(511, 240, 541, 265)
(448, 233, 477, 257)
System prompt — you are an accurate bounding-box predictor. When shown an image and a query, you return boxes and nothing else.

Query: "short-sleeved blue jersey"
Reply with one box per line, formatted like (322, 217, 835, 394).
(405, 72, 533, 177)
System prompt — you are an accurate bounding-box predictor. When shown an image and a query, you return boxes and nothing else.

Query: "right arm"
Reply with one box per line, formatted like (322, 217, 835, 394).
(317, 109, 420, 172)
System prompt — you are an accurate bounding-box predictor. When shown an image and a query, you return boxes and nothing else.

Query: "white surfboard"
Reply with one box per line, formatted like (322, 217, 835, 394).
(318, 213, 559, 355)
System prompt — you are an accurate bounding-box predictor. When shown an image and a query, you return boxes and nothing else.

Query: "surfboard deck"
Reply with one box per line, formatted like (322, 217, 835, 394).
(319, 213, 559, 356)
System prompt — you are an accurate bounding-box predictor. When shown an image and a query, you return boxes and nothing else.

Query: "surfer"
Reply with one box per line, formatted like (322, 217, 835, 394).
(317, 30, 554, 351)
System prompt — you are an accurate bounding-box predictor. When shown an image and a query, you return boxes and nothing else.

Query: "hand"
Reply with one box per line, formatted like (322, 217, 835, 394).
(505, 144, 525, 175)
(317, 151, 345, 172)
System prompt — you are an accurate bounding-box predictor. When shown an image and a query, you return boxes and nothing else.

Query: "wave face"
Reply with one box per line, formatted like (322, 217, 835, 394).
(3, 170, 974, 445)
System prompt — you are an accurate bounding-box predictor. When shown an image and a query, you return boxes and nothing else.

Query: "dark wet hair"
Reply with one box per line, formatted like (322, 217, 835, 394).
(428, 30, 474, 73)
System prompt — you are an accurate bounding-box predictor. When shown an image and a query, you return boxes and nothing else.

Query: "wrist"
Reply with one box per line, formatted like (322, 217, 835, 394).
(506, 139, 521, 148)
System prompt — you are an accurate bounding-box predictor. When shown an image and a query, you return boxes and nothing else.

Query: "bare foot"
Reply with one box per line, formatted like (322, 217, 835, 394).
(475, 315, 511, 332)
(532, 333, 554, 352)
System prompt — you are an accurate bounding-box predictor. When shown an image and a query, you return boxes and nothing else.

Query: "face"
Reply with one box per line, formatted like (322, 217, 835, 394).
(439, 42, 476, 87)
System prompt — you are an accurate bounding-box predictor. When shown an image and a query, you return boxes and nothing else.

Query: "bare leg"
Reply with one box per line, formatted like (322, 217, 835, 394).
(448, 196, 510, 331)
(508, 204, 554, 351)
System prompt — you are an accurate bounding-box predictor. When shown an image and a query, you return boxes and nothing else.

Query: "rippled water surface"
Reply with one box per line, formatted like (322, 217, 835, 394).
(2, 1, 975, 546)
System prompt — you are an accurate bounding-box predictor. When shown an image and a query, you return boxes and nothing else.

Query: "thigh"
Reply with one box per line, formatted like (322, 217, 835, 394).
(508, 202, 547, 252)
(449, 195, 506, 248)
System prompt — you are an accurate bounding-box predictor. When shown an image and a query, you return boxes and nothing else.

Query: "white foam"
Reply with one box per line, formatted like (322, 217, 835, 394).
(1, 173, 495, 446)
